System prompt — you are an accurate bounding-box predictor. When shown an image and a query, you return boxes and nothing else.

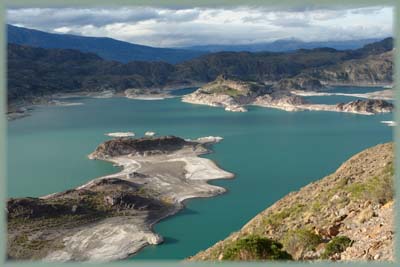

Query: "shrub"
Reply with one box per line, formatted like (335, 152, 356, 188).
(282, 229, 322, 259)
(222, 235, 292, 261)
(321, 236, 352, 259)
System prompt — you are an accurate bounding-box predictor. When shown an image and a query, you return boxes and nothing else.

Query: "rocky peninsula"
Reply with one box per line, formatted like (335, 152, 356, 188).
(182, 76, 394, 115)
(189, 142, 394, 261)
(7, 135, 233, 261)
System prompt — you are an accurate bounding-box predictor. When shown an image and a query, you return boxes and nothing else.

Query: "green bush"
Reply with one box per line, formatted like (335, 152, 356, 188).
(222, 235, 292, 261)
(321, 236, 352, 259)
(282, 229, 322, 259)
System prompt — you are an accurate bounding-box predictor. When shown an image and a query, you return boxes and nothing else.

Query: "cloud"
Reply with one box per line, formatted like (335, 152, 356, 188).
(7, 5, 393, 47)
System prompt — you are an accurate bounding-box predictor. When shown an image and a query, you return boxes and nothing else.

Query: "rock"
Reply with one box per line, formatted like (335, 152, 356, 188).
(356, 207, 375, 224)
(145, 131, 156, 137)
(327, 224, 341, 237)
(189, 142, 394, 262)
(224, 105, 247, 112)
(89, 136, 191, 158)
(71, 205, 78, 213)
(336, 99, 393, 114)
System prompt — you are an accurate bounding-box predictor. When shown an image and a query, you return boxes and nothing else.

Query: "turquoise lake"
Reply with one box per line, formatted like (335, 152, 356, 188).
(7, 88, 393, 260)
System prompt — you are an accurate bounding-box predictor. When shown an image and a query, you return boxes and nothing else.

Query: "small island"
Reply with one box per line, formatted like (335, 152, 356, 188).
(7, 135, 233, 261)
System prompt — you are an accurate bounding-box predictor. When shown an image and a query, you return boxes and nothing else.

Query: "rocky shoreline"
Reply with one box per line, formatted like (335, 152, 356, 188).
(7, 135, 233, 261)
(291, 89, 394, 101)
(7, 77, 393, 121)
(6, 83, 204, 121)
(182, 76, 394, 115)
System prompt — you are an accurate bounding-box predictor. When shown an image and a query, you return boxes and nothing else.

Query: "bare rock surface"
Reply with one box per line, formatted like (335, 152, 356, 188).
(189, 143, 394, 262)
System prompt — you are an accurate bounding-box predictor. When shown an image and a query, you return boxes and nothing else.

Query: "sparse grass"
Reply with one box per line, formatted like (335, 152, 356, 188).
(208, 86, 245, 97)
(263, 204, 305, 229)
(311, 201, 322, 212)
(282, 229, 322, 259)
(346, 163, 394, 204)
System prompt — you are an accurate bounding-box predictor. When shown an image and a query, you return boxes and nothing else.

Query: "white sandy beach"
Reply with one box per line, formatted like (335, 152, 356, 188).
(43, 136, 233, 262)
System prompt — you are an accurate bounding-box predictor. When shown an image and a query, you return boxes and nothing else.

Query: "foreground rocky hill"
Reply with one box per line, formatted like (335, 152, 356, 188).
(189, 142, 394, 261)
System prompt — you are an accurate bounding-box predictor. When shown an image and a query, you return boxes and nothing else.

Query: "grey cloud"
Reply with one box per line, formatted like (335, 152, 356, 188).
(7, 7, 201, 30)
(6, 6, 393, 47)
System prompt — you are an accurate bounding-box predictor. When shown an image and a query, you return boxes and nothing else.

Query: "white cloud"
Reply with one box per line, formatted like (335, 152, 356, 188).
(7, 6, 393, 47)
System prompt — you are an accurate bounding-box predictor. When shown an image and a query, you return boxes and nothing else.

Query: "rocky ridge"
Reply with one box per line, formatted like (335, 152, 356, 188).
(189, 142, 394, 261)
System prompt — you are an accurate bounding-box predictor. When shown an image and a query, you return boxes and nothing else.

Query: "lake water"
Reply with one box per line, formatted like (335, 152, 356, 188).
(303, 85, 389, 104)
(7, 87, 392, 260)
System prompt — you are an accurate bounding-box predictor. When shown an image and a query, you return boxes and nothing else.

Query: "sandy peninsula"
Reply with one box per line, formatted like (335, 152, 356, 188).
(7, 135, 233, 262)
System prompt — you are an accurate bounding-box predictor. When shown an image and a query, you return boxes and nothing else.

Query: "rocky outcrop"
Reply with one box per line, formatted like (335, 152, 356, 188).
(253, 91, 307, 112)
(182, 75, 270, 112)
(274, 74, 324, 91)
(189, 143, 394, 261)
(89, 136, 193, 158)
(182, 76, 393, 115)
(336, 99, 394, 114)
(182, 75, 303, 112)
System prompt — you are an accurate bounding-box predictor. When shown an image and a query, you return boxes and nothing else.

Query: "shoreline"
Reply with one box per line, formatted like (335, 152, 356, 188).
(7, 82, 391, 121)
(182, 79, 394, 116)
(7, 83, 204, 121)
(10, 136, 234, 262)
(291, 89, 394, 101)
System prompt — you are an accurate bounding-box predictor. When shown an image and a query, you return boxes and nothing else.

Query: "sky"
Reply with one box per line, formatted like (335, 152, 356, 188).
(7, 5, 393, 48)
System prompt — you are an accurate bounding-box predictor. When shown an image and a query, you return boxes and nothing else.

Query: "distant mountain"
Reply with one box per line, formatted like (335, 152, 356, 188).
(7, 24, 206, 64)
(8, 38, 393, 105)
(182, 38, 386, 53)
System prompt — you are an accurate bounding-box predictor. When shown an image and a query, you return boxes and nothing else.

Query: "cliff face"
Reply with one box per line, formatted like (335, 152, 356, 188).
(309, 50, 393, 86)
(261, 49, 393, 92)
(189, 143, 394, 261)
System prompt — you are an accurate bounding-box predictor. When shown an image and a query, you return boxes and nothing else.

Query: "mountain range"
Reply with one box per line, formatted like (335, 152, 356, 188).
(8, 37, 393, 107)
(8, 24, 392, 63)
(181, 38, 384, 53)
(7, 24, 206, 64)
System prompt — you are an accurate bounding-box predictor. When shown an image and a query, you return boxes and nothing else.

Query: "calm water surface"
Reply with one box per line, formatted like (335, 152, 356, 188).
(7, 87, 392, 259)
